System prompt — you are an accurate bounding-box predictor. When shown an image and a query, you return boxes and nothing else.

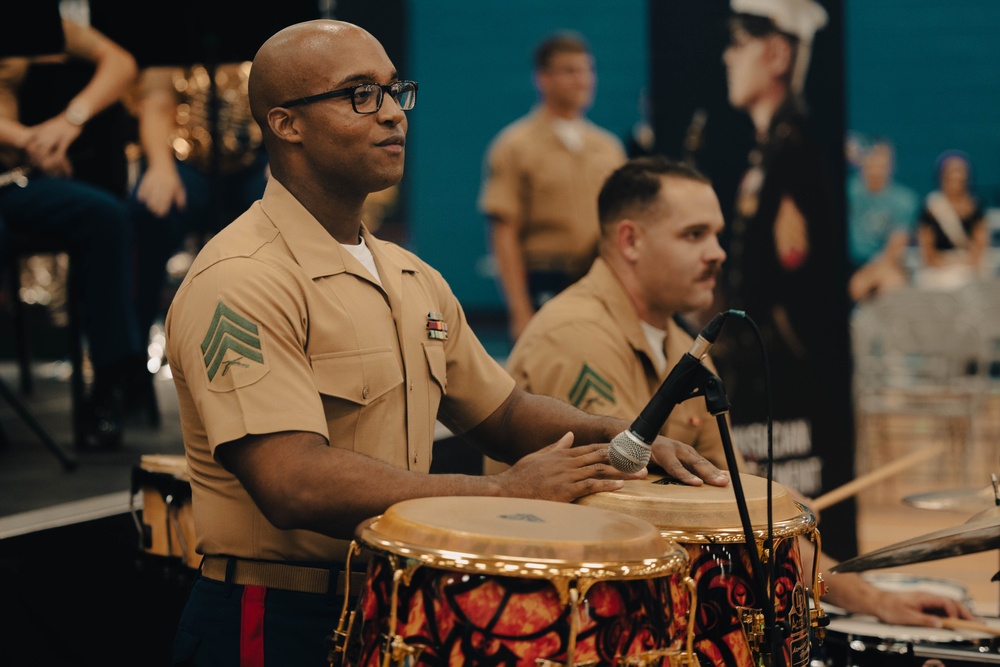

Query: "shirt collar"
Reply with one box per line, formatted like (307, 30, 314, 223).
(260, 178, 418, 280)
(584, 257, 655, 359)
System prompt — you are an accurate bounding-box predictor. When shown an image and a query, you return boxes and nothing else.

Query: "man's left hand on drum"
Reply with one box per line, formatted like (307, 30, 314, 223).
(650, 437, 732, 488)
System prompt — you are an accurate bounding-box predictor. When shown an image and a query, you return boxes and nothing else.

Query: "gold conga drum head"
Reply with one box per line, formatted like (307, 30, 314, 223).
(577, 472, 813, 542)
(357, 495, 688, 580)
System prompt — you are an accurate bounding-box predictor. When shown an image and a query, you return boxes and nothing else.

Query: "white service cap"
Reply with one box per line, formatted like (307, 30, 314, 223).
(730, 0, 829, 92)
(730, 0, 829, 43)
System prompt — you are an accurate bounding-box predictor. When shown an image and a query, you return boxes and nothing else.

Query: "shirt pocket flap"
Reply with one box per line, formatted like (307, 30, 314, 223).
(311, 348, 403, 406)
(423, 343, 447, 393)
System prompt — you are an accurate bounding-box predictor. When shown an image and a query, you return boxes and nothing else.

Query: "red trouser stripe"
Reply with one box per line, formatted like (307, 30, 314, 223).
(240, 585, 266, 667)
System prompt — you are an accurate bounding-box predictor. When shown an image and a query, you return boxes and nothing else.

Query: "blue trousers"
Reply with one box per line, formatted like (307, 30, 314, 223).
(0, 175, 141, 370)
(173, 575, 343, 667)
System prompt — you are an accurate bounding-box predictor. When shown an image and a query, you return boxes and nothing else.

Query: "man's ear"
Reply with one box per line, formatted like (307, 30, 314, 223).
(765, 35, 794, 81)
(617, 219, 641, 262)
(267, 108, 303, 144)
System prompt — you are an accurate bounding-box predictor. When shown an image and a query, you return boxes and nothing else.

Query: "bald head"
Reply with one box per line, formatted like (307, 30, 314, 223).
(248, 20, 384, 129)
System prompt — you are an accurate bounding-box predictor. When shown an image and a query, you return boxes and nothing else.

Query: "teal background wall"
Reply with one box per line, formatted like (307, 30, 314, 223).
(406, 0, 648, 311)
(404, 0, 1000, 312)
(846, 0, 1000, 202)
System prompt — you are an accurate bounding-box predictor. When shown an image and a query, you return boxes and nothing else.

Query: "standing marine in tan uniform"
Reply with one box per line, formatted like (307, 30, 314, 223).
(479, 30, 627, 342)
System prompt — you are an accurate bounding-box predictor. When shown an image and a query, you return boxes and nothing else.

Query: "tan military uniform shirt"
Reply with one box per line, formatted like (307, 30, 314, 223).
(505, 257, 741, 471)
(478, 107, 627, 277)
(165, 178, 515, 562)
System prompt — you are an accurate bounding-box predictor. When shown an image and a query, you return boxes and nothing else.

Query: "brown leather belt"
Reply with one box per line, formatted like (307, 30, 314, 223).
(201, 555, 366, 596)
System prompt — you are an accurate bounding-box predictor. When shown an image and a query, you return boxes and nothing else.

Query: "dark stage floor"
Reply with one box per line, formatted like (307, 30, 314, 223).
(0, 352, 487, 667)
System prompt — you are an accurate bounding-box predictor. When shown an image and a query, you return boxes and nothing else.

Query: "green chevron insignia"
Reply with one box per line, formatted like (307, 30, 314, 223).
(201, 302, 265, 381)
(568, 364, 615, 409)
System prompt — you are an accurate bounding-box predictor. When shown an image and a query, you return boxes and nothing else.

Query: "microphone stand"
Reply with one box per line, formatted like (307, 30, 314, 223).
(700, 372, 786, 667)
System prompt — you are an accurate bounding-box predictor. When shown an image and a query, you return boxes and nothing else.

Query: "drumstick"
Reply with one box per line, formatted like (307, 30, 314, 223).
(939, 617, 1000, 635)
(809, 444, 946, 512)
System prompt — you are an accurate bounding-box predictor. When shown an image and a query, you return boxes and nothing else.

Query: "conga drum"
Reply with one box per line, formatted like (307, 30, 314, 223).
(331, 496, 696, 667)
(129, 454, 201, 569)
(577, 474, 826, 667)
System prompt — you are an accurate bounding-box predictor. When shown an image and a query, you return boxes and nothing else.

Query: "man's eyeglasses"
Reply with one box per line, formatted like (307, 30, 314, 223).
(280, 80, 418, 114)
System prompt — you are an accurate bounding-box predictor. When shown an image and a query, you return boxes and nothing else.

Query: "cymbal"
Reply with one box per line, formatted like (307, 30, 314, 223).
(831, 506, 1000, 573)
(903, 486, 996, 513)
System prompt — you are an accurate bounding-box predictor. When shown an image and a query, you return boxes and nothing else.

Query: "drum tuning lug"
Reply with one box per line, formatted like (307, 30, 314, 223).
(815, 574, 828, 598)
(738, 607, 767, 652)
(618, 648, 682, 666)
(809, 607, 829, 646)
(326, 623, 351, 667)
(383, 633, 425, 667)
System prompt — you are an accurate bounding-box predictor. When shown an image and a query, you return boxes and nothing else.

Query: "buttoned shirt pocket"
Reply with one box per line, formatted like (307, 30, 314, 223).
(422, 342, 447, 395)
(310, 348, 403, 405)
(310, 348, 406, 458)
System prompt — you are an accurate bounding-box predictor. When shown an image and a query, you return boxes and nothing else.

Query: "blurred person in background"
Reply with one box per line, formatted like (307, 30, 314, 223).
(478, 30, 626, 342)
(126, 62, 269, 391)
(847, 137, 919, 302)
(913, 149, 989, 290)
(0, 15, 145, 448)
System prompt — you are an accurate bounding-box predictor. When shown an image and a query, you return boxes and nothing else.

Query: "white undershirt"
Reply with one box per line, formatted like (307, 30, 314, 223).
(551, 118, 586, 153)
(340, 235, 383, 286)
(639, 320, 668, 376)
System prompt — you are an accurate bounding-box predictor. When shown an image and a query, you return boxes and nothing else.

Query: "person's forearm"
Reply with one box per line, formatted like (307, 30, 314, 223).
(0, 117, 29, 150)
(491, 220, 534, 317)
(64, 27, 138, 123)
(468, 387, 621, 464)
(137, 90, 180, 170)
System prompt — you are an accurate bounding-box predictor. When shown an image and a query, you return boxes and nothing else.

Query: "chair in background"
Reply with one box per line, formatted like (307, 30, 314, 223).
(1, 234, 82, 468)
(851, 285, 988, 498)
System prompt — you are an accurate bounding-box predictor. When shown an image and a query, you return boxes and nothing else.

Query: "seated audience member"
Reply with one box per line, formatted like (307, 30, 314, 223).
(505, 155, 975, 629)
(126, 62, 269, 354)
(0, 16, 146, 448)
(847, 138, 919, 302)
(914, 149, 989, 289)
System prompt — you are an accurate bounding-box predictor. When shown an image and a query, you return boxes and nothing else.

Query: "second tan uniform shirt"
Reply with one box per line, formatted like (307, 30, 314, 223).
(478, 107, 627, 277)
(165, 178, 515, 563)
(505, 258, 742, 471)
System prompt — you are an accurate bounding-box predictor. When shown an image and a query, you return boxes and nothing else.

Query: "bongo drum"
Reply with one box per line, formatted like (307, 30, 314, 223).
(331, 496, 696, 667)
(577, 474, 826, 667)
(129, 454, 201, 569)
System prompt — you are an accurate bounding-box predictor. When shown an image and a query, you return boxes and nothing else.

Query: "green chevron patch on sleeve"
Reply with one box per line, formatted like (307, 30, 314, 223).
(568, 363, 615, 409)
(201, 301, 265, 381)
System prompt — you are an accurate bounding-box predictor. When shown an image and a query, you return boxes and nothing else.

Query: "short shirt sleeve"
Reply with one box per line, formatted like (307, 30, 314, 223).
(166, 256, 328, 454)
(478, 129, 524, 226)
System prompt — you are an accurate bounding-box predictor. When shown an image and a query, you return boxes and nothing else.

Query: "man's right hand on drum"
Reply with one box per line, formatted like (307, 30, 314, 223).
(806, 545, 977, 629)
(864, 588, 976, 628)
(469, 388, 732, 504)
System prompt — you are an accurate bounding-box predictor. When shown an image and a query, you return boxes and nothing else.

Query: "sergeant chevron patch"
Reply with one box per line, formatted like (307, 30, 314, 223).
(201, 301, 266, 384)
(568, 363, 615, 410)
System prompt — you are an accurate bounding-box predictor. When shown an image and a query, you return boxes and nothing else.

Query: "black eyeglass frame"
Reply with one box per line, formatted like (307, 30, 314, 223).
(279, 80, 418, 114)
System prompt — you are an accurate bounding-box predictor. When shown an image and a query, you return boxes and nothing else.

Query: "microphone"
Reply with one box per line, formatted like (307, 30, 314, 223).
(608, 311, 730, 473)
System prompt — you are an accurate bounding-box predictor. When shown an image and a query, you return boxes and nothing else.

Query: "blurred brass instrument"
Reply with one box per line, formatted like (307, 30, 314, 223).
(172, 62, 262, 173)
